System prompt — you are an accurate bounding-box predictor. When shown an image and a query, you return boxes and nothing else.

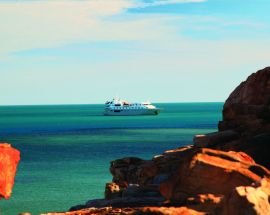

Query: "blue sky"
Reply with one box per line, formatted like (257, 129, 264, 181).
(0, 0, 269, 105)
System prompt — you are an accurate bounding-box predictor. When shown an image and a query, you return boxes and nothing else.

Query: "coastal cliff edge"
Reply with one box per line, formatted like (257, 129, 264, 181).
(43, 67, 270, 215)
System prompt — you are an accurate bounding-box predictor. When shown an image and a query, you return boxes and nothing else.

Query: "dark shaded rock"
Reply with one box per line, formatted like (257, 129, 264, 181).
(109, 146, 194, 189)
(110, 157, 144, 185)
(84, 196, 166, 208)
(122, 185, 161, 198)
(243, 134, 270, 168)
(69, 204, 86, 212)
(193, 130, 239, 148)
(152, 174, 169, 185)
(104, 183, 122, 200)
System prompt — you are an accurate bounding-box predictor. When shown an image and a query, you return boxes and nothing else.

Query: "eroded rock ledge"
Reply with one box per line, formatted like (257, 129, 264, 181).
(43, 67, 270, 215)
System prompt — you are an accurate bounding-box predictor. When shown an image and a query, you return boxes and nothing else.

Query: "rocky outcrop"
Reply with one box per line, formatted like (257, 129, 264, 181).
(219, 177, 270, 215)
(43, 67, 270, 215)
(215, 67, 270, 168)
(65, 147, 269, 214)
(159, 148, 269, 201)
(0, 143, 20, 199)
(221, 67, 270, 127)
(110, 146, 193, 188)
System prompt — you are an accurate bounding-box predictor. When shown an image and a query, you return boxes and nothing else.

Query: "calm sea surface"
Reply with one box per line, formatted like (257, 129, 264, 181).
(0, 103, 223, 215)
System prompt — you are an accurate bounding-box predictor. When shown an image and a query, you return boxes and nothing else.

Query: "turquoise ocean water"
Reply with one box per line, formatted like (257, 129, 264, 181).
(0, 103, 223, 215)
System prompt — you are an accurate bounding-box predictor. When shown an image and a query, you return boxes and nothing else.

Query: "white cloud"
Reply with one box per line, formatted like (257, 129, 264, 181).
(0, 0, 268, 66)
(0, 0, 135, 54)
(0, 0, 210, 55)
(135, 0, 206, 8)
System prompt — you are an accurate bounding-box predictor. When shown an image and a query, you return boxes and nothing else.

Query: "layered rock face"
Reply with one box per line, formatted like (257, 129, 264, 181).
(0, 143, 20, 199)
(44, 68, 270, 215)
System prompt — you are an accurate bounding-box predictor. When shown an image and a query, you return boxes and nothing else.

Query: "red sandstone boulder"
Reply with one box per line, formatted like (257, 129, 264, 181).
(0, 143, 20, 199)
(159, 148, 269, 204)
(219, 178, 270, 215)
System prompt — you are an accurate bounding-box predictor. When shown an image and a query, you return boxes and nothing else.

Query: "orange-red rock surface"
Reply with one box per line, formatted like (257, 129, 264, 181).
(0, 143, 20, 199)
(42, 206, 203, 215)
(42, 67, 270, 215)
(159, 148, 269, 201)
(220, 178, 270, 215)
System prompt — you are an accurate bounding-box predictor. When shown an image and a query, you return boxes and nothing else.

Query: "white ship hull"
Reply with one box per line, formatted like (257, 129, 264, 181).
(104, 108, 160, 116)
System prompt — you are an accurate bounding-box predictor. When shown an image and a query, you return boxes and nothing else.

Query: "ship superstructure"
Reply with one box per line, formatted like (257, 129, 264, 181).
(104, 98, 160, 116)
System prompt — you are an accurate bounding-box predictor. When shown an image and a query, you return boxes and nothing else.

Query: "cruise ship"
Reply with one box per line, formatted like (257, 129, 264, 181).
(104, 98, 160, 116)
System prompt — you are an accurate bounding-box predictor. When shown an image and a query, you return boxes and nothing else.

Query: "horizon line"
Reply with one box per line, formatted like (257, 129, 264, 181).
(0, 101, 224, 107)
